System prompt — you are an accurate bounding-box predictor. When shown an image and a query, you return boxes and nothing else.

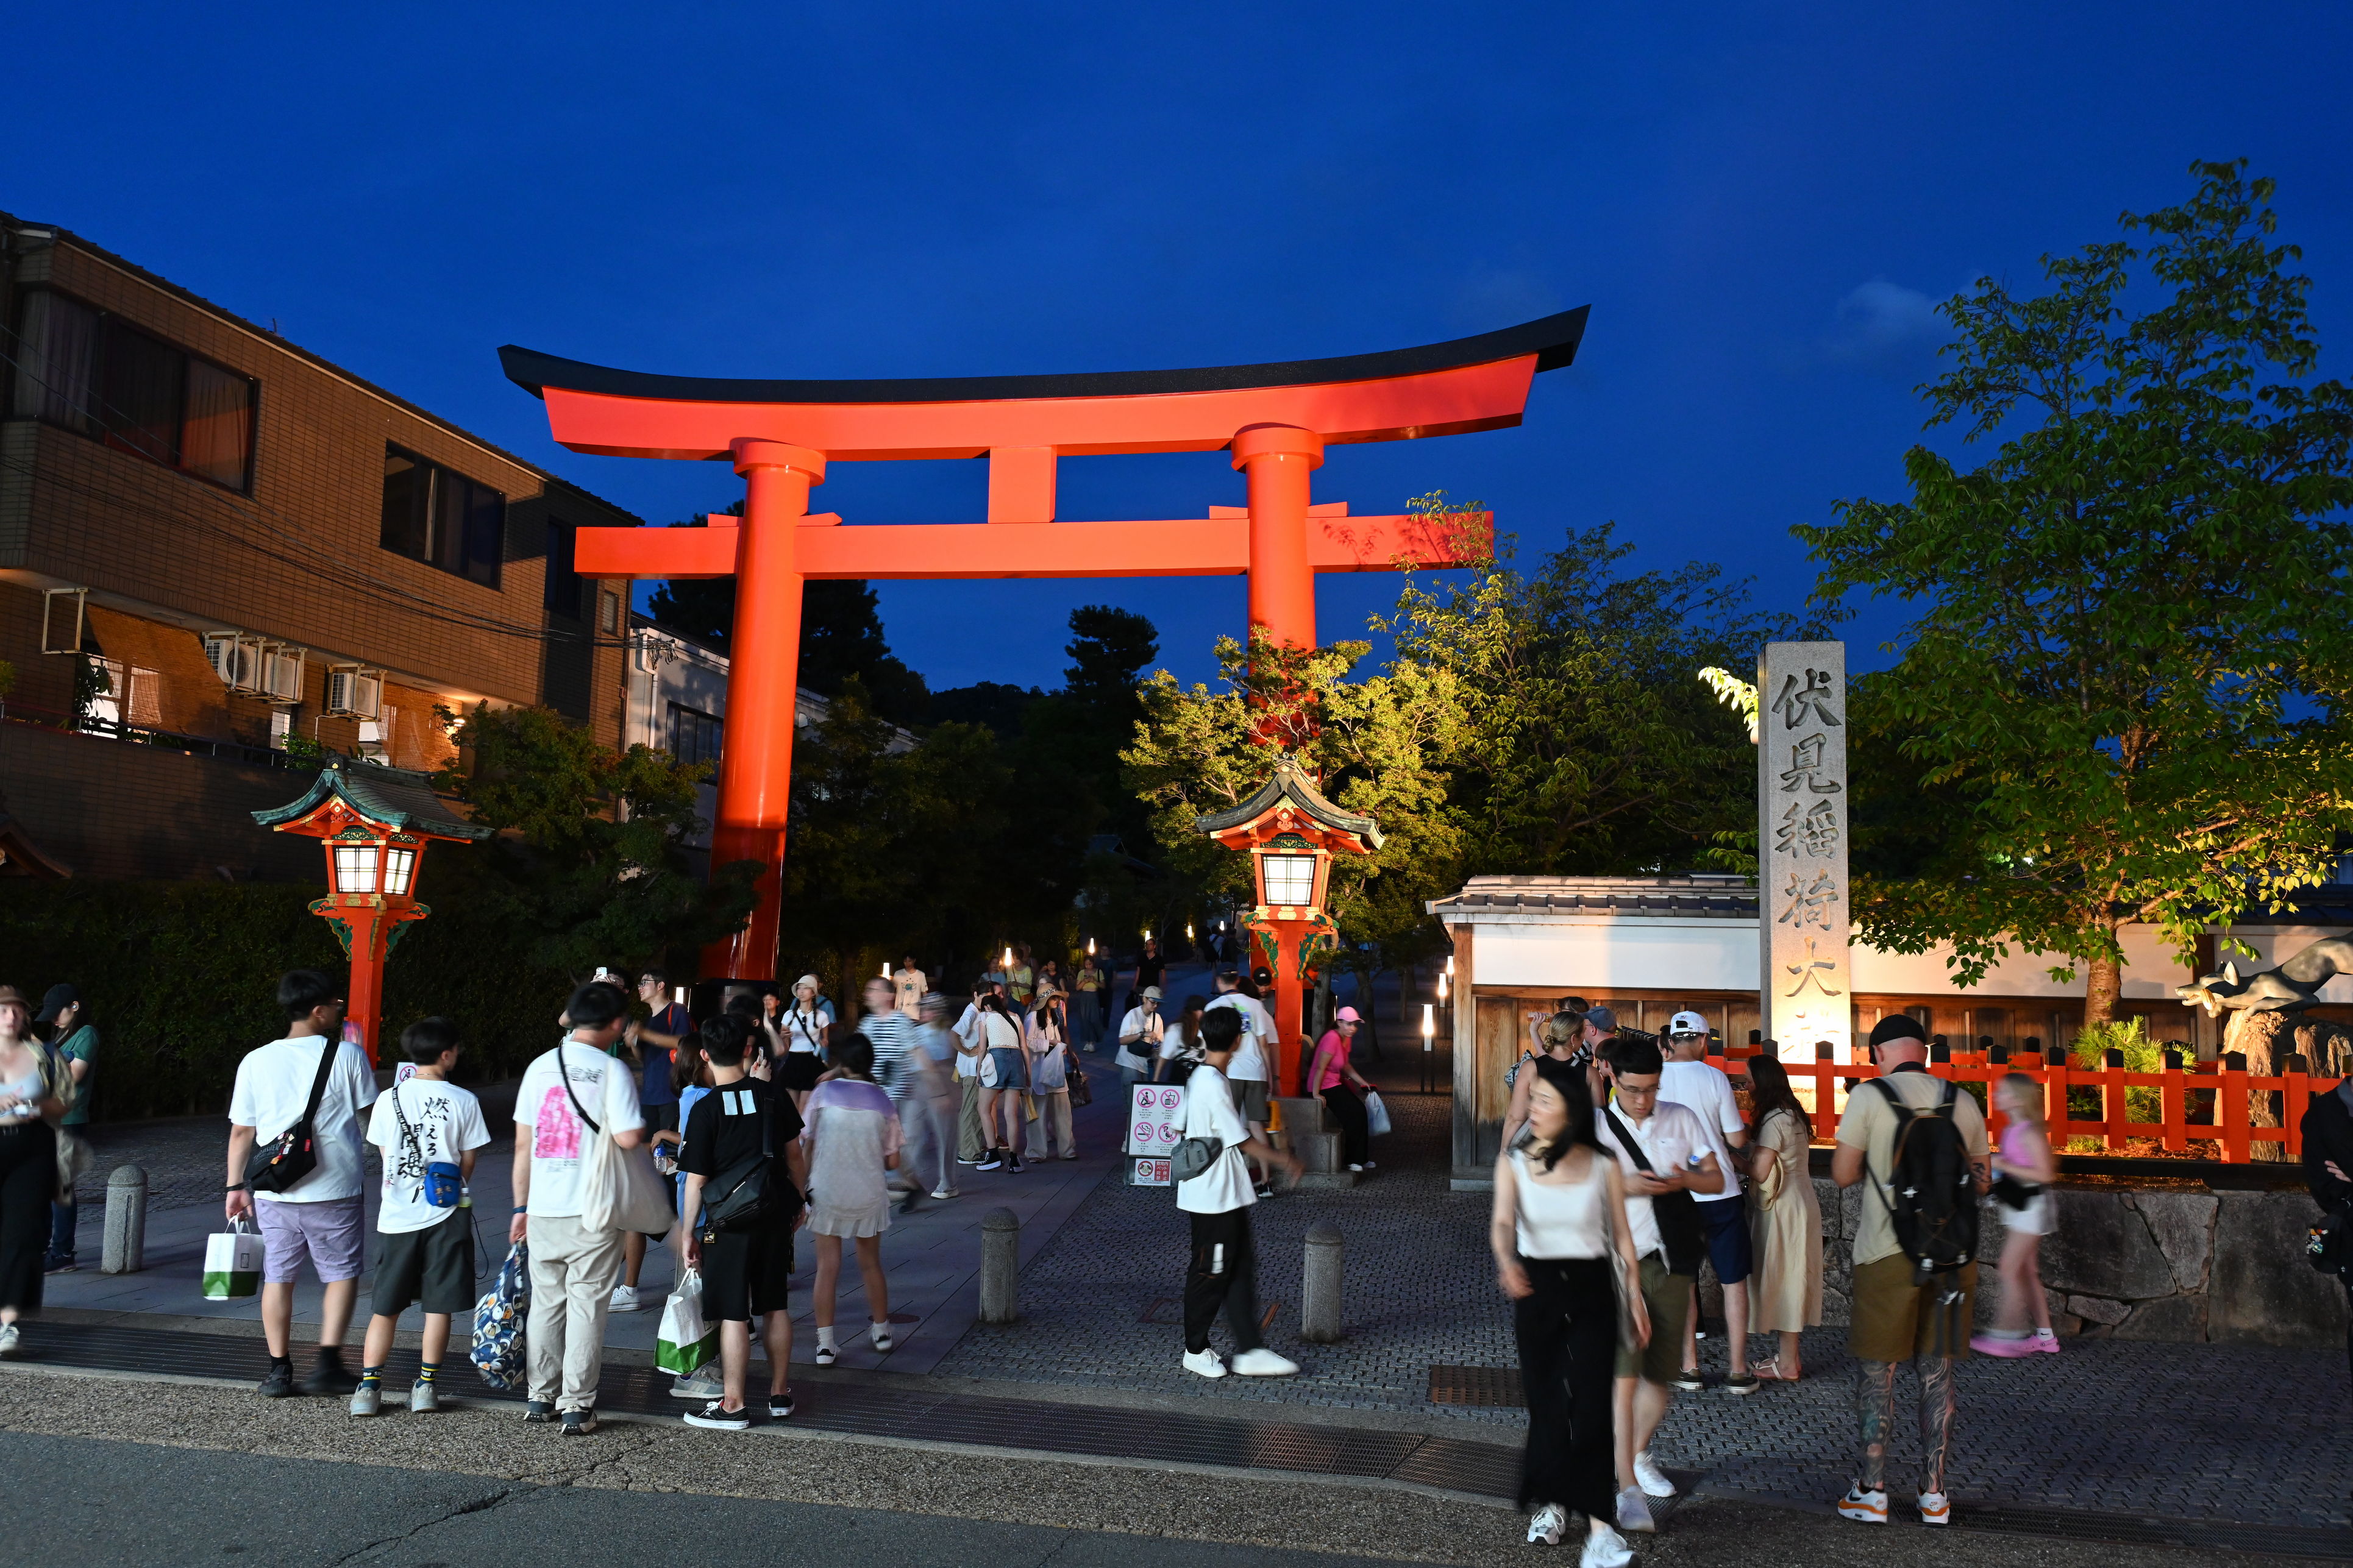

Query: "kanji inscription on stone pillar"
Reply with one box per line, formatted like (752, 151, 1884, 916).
(1757, 641, 1851, 1063)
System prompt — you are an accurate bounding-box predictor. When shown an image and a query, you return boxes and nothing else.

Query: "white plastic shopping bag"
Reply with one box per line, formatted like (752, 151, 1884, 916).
(202, 1218, 265, 1299)
(657, 1268, 718, 1377)
(1362, 1090, 1393, 1138)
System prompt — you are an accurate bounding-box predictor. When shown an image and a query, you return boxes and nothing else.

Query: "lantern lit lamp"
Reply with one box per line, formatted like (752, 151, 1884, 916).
(1422, 1003, 1436, 1052)
(1087, 937, 1096, 957)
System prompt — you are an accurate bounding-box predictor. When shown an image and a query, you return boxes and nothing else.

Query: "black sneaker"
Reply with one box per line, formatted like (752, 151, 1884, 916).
(560, 1409, 598, 1436)
(975, 1151, 1004, 1171)
(683, 1400, 750, 1430)
(42, 1255, 77, 1275)
(522, 1400, 557, 1423)
(300, 1350, 359, 1397)
(767, 1391, 796, 1420)
(1006, 1153, 1025, 1173)
(1670, 1368, 1706, 1393)
(257, 1363, 296, 1398)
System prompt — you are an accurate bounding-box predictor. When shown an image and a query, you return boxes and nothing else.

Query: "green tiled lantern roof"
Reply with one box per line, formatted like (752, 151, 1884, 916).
(252, 759, 492, 841)
(1194, 753, 1382, 846)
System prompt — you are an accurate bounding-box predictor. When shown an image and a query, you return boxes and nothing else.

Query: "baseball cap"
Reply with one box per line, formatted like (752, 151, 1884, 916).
(1334, 1006, 1361, 1023)
(36, 983, 79, 1025)
(1582, 1005, 1617, 1034)
(1666, 1009, 1710, 1038)
(1142, 985, 1164, 999)
(1869, 1013, 1927, 1049)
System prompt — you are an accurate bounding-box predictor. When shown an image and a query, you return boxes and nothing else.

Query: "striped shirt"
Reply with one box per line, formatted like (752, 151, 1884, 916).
(860, 1010, 920, 1102)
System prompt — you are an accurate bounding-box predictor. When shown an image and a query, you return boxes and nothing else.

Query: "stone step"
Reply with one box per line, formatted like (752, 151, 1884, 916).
(1273, 1096, 1328, 1136)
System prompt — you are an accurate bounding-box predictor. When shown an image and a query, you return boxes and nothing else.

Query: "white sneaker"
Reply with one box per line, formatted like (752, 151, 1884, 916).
(1918, 1491, 1952, 1526)
(408, 1381, 441, 1414)
(1632, 1449, 1676, 1498)
(869, 1319, 895, 1352)
(0, 1323, 20, 1358)
(608, 1285, 641, 1313)
(930, 1187, 959, 1200)
(1230, 1347, 1300, 1377)
(669, 1363, 724, 1400)
(1526, 1504, 1565, 1546)
(1835, 1485, 1888, 1524)
(1579, 1524, 1633, 1568)
(1615, 1486, 1654, 1534)
(1182, 1348, 1228, 1378)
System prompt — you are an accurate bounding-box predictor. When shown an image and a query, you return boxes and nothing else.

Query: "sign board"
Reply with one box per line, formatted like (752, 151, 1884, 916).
(1756, 640, 1853, 1063)
(1125, 1084, 1184, 1185)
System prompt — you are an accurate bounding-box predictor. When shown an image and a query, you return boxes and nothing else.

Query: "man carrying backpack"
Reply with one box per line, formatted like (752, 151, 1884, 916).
(1832, 1013, 1989, 1528)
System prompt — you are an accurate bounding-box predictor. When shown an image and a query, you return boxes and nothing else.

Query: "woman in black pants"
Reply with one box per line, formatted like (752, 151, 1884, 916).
(0, 984, 69, 1359)
(1490, 1057, 1647, 1562)
(1306, 1009, 1376, 1171)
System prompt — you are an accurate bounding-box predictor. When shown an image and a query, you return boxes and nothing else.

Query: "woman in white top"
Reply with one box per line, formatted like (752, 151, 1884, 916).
(1025, 987, 1078, 1160)
(1491, 1055, 1648, 1563)
(776, 974, 833, 1107)
(974, 993, 1030, 1173)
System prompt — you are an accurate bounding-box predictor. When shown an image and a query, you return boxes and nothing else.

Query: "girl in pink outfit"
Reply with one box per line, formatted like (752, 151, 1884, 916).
(1972, 1073, 2062, 1357)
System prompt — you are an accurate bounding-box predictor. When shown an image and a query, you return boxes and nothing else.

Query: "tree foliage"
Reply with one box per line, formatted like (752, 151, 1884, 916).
(435, 703, 760, 977)
(1796, 161, 2353, 1020)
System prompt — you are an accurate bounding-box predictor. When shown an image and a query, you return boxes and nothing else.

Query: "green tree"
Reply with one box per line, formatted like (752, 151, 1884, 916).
(1797, 161, 2353, 1023)
(436, 703, 760, 977)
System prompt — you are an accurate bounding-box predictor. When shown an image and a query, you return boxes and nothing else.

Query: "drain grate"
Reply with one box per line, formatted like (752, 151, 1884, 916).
(1959, 1502, 2353, 1562)
(1426, 1364, 1523, 1407)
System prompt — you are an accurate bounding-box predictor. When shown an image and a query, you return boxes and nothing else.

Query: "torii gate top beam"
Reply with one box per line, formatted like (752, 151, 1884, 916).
(498, 308, 1586, 461)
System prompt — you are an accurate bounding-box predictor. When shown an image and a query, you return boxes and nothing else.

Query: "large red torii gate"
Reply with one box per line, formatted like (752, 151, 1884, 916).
(501, 308, 1586, 981)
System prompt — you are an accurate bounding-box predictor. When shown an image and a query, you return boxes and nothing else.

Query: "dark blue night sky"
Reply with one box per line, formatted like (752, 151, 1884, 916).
(15, 2, 2351, 687)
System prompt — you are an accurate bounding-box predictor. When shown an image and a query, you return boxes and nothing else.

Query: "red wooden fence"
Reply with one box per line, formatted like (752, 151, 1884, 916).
(1700, 1041, 2344, 1165)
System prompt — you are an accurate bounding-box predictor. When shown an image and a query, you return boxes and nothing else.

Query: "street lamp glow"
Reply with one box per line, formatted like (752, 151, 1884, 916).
(1422, 1002, 1436, 1051)
(1086, 937, 1095, 956)
(1444, 954, 1454, 978)
(882, 962, 892, 979)
(1437, 973, 1448, 1003)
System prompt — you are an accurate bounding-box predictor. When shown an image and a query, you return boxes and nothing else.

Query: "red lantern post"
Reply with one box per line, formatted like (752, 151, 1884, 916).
(253, 760, 489, 1065)
(1196, 756, 1381, 1092)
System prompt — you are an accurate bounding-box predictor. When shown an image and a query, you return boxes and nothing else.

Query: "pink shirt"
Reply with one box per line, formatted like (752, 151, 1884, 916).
(1310, 1029, 1349, 1091)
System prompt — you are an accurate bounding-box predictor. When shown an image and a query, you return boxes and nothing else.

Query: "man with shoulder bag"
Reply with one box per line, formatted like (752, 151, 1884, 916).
(225, 971, 379, 1398)
(1174, 1008, 1301, 1380)
(680, 1015, 808, 1429)
(510, 982, 647, 1436)
(1593, 1035, 1723, 1536)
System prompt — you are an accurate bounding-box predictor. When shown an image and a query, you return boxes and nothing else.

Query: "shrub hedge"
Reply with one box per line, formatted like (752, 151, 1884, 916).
(0, 881, 575, 1119)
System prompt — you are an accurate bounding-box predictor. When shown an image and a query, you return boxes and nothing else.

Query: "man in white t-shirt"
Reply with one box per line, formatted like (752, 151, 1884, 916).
(510, 982, 646, 1435)
(1117, 987, 1164, 1088)
(1595, 1035, 1725, 1536)
(352, 1016, 491, 1416)
(1205, 971, 1278, 1194)
(953, 984, 991, 1163)
(225, 970, 379, 1399)
(1657, 1010, 1756, 1397)
(1176, 1009, 1302, 1380)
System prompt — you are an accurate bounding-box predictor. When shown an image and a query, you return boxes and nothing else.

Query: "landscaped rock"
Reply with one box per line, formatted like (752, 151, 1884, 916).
(2116, 1292, 2208, 1341)
(2124, 1190, 2216, 1294)
(2040, 1188, 2177, 1300)
(2065, 1293, 2131, 1326)
(2209, 1190, 2353, 1346)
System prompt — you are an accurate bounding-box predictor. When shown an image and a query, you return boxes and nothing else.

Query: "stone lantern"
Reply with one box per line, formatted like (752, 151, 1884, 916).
(1196, 754, 1381, 1091)
(253, 759, 489, 1064)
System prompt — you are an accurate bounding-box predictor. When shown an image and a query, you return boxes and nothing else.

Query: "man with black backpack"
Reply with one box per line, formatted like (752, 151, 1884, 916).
(680, 1015, 808, 1429)
(224, 971, 378, 1398)
(1832, 1013, 1990, 1528)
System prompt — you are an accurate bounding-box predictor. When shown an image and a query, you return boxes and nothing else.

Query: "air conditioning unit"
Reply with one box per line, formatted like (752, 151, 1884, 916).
(204, 633, 267, 694)
(324, 667, 383, 719)
(263, 647, 305, 703)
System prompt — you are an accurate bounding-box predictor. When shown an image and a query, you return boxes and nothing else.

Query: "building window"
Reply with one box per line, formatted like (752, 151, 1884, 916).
(380, 444, 504, 588)
(666, 701, 723, 769)
(544, 522, 582, 619)
(8, 288, 256, 490)
(599, 589, 621, 634)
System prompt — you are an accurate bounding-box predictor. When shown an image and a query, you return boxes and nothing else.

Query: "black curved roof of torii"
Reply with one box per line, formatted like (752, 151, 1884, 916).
(499, 307, 1587, 405)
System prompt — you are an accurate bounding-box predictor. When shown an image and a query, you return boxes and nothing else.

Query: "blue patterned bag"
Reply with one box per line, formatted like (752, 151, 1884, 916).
(470, 1241, 530, 1391)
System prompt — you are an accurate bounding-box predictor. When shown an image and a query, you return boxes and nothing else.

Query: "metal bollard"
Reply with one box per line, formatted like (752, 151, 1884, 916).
(978, 1207, 1020, 1324)
(1300, 1221, 1344, 1342)
(102, 1165, 148, 1275)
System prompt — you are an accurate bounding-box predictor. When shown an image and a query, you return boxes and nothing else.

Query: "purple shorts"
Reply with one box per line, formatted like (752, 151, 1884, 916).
(257, 1195, 366, 1285)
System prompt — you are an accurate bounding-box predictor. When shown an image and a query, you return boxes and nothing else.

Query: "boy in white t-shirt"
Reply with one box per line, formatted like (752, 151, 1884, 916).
(1204, 970, 1278, 1196)
(1658, 1010, 1756, 1396)
(352, 1018, 491, 1417)
(511, 982, 646, 1435)
(1176, 1009, 1302, 1381)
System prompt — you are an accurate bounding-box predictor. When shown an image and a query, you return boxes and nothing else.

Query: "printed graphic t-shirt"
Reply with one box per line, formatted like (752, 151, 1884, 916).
(366, 1077, 492, 1233)
(514, 1040, 647, 1219)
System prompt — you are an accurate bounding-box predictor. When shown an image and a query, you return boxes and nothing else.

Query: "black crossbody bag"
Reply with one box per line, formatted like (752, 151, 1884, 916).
(700, 1087, 780, 1238)
(246, 1038, 342, 1194)
(1604, 1107, 1706, 1277)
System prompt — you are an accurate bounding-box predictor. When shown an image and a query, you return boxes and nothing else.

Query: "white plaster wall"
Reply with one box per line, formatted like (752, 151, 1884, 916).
(1465, 917, 2331, 1001)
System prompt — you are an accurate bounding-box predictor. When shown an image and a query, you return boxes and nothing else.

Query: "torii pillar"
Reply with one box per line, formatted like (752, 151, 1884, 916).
(502, 309, 1586, 980)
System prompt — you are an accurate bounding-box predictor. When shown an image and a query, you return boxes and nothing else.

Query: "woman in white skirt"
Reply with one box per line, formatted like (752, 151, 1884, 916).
(802, 1034, 904, 1363)
(1972, 1072, 2062, 1357)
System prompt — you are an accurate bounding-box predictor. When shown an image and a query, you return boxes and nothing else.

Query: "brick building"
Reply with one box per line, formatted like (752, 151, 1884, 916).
(0, 212, 632, 881)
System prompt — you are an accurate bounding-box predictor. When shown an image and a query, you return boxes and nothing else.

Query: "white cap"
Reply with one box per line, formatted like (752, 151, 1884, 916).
(1666, 1010, 1712, 1039)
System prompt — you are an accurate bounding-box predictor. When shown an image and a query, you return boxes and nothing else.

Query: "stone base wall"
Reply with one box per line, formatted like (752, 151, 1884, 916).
(1693, 1177, 2349, 1350)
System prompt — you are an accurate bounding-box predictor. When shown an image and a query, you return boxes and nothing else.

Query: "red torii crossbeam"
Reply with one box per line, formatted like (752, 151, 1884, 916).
(502, 310, 1585, 979)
